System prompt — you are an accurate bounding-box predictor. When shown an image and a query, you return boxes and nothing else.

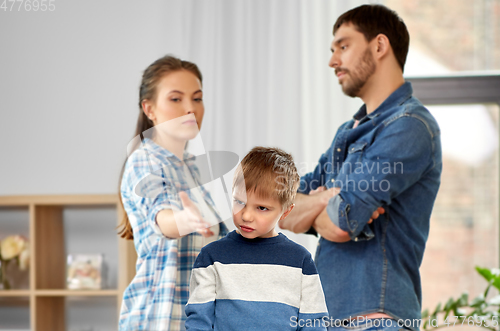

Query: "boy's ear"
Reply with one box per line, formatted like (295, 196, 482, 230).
(279, 204, 295, 220)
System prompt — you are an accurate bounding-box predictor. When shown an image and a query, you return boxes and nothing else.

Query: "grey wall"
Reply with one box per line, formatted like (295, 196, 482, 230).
(0, 0, 185, 195)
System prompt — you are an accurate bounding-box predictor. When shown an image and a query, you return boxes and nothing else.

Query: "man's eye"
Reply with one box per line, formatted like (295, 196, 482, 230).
(171, 98, 181, 102)
(194, 98, 203, 102)
(258, 206, 268, 211)
(341, 45, 347, 50)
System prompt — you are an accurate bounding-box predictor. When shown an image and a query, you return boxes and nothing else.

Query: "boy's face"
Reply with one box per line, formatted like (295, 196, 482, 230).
(232, 186, 293, 239)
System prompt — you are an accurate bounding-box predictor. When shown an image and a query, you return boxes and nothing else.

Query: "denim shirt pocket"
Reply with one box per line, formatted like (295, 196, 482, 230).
(348, 141, 367, 155)
(342, 141, 368, 174)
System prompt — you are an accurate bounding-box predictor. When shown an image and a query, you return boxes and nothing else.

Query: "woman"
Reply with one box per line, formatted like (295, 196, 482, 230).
(118, 55, 228, 330)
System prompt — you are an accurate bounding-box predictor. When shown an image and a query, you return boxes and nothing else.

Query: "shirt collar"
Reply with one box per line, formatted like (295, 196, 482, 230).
(353, 81, 413, 122)
(142, 137, 196, 165)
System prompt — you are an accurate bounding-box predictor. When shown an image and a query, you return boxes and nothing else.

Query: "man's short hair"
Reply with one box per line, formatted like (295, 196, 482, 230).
(333, 4, 410, 72)
(233, 147, 300, 209)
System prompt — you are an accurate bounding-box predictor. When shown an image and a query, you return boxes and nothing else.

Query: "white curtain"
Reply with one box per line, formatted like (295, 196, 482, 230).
(170, 0, 369, 253)
(0, 0, 372, 253)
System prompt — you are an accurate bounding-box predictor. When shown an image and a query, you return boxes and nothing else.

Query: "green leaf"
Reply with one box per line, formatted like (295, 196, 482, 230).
(458, 293, 468, 306)
(432, 303, 442, 316)
(489, 295, 500, 306)
(476, 266, 500, 291)
(422, 309, 429, 319)
(477, 266, 494, 282)
(443, 298, 455, 319)
(470, 294, 485, 308)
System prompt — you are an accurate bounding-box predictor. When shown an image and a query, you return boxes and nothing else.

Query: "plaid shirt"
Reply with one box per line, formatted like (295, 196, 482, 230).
(119, 138, 228, 331)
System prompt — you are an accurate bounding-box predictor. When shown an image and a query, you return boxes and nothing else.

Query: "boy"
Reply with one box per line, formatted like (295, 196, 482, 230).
(185, 147, 328, 330)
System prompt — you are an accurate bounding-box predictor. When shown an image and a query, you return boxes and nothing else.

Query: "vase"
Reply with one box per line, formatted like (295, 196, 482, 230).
(0, 259, 11, 290)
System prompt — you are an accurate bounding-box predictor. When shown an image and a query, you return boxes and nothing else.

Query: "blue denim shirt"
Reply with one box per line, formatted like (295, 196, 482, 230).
(300, 82, 442, 331)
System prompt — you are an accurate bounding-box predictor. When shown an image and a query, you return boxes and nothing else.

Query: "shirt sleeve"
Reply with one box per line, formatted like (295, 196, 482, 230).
(329, 115, 435, 240)
(299, 126, 347, 236)
(299, 144, 333, 237)
(122, 150, 182, 237)
(298, 145, 333, 195)
(298, 253, 328, 331)
(185, 249, 216, 330)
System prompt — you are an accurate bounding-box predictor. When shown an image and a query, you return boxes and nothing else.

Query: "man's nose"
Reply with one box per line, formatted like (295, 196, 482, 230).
(329, 52, 340, 68)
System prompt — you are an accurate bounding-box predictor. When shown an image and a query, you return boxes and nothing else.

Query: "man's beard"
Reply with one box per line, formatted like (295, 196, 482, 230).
(340, 48, 376, 98)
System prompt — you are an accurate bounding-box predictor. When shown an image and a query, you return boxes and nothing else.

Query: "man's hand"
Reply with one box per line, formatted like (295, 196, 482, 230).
(369, 207, 385, 224)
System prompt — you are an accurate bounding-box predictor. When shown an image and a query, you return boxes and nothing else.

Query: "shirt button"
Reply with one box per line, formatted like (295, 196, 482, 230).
(331, 178, 335, 182)
(354, 237, 359, 242)
(337, 148, 341, 152)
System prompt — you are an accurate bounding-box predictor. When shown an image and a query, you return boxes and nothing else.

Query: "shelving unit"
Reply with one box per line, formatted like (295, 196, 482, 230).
(0, 195, 137, 331)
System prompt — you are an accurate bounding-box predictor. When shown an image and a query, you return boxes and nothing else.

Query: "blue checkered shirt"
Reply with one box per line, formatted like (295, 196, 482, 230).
(119, 138, 228, 330)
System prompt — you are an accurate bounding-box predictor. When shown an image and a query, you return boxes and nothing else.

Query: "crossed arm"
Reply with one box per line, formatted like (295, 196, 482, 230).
(279, 188, 384, 242)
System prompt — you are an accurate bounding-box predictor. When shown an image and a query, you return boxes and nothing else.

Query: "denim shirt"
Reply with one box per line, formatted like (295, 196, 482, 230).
(300, 82, 442, 330)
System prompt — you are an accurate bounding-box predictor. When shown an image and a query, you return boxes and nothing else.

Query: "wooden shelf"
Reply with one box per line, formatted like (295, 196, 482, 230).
(0, 194, 118, 206)
(0, 290, 31, 297)
(0, 194, 137, 331)
(35, 289, 120, 296)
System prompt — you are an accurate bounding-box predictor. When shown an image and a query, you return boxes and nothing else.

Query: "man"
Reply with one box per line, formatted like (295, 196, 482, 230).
(279, 4, 442, 331)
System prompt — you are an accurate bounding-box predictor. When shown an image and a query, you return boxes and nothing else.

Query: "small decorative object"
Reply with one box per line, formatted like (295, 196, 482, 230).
(0, 235, 30, 290)
(67, 254, 102, 290)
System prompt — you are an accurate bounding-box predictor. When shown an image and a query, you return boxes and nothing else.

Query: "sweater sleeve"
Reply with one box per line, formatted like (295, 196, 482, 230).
(298, 253, 328, 331)
(185, 249, 216, 330)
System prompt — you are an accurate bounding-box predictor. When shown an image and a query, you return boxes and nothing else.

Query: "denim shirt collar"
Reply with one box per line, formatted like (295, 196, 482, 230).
(353, 81, 413, 125)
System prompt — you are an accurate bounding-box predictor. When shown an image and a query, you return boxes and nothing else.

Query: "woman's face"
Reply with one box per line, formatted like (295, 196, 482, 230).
(144, 70, 204, 142)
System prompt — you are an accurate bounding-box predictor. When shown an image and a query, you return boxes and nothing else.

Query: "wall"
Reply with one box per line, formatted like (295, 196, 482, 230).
(0, 0, 184, 195)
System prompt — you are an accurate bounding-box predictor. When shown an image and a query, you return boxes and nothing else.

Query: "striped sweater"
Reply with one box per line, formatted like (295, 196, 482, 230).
(185, 230, 328, 330)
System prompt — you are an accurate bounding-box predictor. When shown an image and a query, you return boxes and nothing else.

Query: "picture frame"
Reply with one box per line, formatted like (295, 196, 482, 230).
(66, 254, 103, 290)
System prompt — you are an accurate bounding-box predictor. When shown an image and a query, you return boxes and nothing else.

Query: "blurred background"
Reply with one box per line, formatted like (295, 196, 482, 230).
(1, 0, 500, 330)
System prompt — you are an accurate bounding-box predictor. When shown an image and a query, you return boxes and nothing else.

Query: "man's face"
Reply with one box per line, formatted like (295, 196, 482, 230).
(329, 23, 376, 98)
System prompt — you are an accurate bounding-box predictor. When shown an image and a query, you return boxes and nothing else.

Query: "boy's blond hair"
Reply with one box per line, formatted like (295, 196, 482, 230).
(233, 147, 300, 209)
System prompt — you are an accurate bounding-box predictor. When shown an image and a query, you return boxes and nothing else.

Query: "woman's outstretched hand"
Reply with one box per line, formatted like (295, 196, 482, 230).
(156, 191, 215, 238)
(177, 191, 214, 237)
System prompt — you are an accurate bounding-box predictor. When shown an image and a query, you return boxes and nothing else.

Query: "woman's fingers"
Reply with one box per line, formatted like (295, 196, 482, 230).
(197, 227, 215, 237)
(179, 191, 193, 209)
(178, 191, 216, 236)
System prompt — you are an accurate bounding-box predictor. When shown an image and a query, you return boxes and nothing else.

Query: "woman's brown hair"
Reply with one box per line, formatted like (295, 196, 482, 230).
(117, 55, 203, 240)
